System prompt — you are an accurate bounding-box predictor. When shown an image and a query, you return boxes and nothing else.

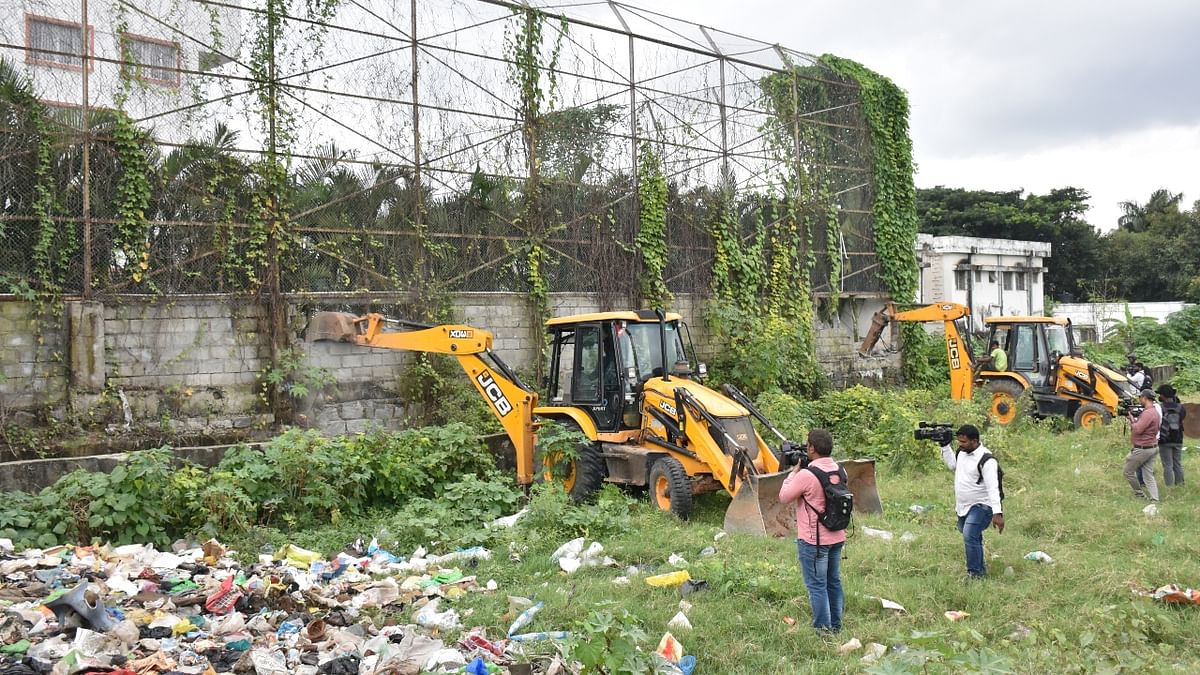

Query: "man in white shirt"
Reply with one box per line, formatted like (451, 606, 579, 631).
(1129, 366, 1146, 389)
(940, 424, 1004, 578)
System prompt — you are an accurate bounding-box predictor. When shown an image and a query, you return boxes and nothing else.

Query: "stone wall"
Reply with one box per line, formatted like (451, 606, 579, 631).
(0, 292, 899, 447)
(0, 302, 68, 425)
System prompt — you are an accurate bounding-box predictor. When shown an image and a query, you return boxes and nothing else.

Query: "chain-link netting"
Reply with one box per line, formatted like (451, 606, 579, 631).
(0, 0, 884, 304)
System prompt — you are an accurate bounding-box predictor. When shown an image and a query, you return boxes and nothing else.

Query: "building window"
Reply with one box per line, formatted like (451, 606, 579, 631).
(1015, 272, 1026, 291)
(954, 270, 968, 291)
(26, 15, 93, 71)
(121, 34, 181, 86)
(974, 269, 981, 282)
(988, 271, 996, 283)
(1003, 272, 1014, 291)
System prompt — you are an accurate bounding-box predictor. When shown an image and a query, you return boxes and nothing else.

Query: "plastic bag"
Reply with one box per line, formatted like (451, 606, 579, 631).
(656, 632, 684, 664)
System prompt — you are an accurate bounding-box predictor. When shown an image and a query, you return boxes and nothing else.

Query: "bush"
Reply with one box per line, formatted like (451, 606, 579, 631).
(0, 422, 514, 549)
(516, 483, 633, 542)
(703, 301, 824, 397)
(755, 385, 991, 470)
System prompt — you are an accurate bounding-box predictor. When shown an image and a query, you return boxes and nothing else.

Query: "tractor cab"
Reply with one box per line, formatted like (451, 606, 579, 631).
(982, 316, 1075, 392)
(544, 310, 704, 433)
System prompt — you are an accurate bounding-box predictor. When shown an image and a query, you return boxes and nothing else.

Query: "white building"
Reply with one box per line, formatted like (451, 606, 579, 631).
(915, 234, 1052, 332)
(0, 0, 240, 131)
(1053, 302, 1191, 344)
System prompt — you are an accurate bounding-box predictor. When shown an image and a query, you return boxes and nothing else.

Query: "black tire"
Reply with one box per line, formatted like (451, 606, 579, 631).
(984, 379, 1027, 425)
(1073, 402, 1112, 429)
(648, 456, 693, 520)
(568, 443, 606, 502)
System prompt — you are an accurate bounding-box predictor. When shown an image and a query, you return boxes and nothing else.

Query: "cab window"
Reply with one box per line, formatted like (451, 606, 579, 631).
(1011, 324, 1037, 370)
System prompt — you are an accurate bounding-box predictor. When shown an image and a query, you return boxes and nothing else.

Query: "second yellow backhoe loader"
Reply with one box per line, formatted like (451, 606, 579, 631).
(859, 301, 1139, 427)
(307, 309, 882, 536)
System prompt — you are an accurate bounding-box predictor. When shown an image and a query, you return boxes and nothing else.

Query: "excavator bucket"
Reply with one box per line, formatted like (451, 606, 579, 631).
(722, 459, 882, 537)
(306, 312, 360, 342)
(858, 308, 891, 355)
(723, 470, 795, 537)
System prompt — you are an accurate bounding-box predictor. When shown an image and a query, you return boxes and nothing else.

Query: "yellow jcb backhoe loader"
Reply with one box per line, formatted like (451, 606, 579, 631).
(859, 301, 1139, 428)
(308, 309, 882, 536)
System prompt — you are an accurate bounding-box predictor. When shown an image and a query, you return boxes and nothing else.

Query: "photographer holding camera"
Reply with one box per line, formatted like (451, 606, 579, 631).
(928, 424, 1004, 578)
(1125, 389, 1162, 502)
(778, 429, 848, 634)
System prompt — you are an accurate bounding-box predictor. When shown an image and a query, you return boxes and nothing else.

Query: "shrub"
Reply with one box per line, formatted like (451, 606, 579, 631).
(516, 483, 633, 542)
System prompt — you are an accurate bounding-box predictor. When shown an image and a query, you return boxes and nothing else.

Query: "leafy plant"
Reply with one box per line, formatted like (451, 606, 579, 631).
(516, 483, 632, 542)
(635, 141, 671, 308)
(534, 419, 587, 482)
(566, 607, 667, 675)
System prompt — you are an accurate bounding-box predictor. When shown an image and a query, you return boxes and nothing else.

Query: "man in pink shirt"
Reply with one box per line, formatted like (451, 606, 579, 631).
(778, 429, 847, 633)
(1125, 389, 1162, 502)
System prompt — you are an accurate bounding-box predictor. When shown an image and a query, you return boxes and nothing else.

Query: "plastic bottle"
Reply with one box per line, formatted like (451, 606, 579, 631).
(506, 601, 544, 636)
(1023, 551, 1054, 563)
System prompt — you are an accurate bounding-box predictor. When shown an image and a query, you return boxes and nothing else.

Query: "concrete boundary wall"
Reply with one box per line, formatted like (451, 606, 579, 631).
(0, 293, 899, 449)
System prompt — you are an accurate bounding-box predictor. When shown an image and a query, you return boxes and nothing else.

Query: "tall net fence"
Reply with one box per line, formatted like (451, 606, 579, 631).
(0, 0, 885, 305)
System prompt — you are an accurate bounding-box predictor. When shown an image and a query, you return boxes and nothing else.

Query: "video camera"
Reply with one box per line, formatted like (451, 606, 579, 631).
(779, 440, 809, 470)
(913, 422, 955, 446)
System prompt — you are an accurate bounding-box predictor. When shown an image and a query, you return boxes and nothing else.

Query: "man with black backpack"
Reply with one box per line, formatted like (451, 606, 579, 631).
(940, 424, 1004, 578)
(1157, 384, 1186, 486)
(778, 428, 851, 633)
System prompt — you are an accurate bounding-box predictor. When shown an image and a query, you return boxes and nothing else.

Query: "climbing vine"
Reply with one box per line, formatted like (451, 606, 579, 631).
(112, 113, 154, 285)
(818, 55, 927, 382)
(504, 7, 567, 377)
(635, 141, 670, 308)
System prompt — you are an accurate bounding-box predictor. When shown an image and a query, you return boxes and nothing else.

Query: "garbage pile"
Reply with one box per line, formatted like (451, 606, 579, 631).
(0, 528, 706, 675)
(0, 535, 539, 674)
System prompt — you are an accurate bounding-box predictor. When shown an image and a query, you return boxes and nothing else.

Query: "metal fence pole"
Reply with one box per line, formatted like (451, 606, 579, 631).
(698, 26, 730, 191)
(80, 0, 91, 298)
(411, 0, 423, 253)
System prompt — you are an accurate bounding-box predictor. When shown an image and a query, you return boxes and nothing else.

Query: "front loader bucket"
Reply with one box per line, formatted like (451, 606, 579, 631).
(723, 470, 795, 537)
(722, 459, 883, 537)
(306, 312, 360, 342)
(841, 459, 883, 514)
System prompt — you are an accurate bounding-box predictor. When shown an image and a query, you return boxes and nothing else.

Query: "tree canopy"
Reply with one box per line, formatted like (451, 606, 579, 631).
(917, 186, 1200, 303)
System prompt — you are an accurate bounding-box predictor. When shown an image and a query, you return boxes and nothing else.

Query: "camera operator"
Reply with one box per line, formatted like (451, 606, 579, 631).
(778, 429, 846, 634)
(939, 425, 1003, 578)
(1125, 389, 1162, 502)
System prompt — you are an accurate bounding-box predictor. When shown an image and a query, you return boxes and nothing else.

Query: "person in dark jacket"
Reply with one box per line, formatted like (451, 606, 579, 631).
(1156, 384, 1186, 486)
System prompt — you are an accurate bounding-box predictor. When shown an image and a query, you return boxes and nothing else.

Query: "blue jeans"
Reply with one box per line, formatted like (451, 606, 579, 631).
(956, 503, 993, 577)
(797, 540, 845, 632)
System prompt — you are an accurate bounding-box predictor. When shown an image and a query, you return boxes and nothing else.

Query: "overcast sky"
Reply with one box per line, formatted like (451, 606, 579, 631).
(643, 0, 1200, 231)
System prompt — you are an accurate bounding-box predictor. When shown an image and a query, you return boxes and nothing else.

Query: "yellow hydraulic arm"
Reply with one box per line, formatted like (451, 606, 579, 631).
(316, 313, 540, 485)
(860, 302, 975, 400)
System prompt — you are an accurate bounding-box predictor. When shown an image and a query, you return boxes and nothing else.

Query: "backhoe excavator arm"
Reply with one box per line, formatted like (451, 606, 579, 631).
(858, 302, 975, 400)
(309, 312, 540, 486)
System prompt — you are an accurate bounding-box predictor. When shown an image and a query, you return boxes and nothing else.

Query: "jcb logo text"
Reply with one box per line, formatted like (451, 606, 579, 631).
(947, 336, 961, 370)
(476, 371, 513, 416)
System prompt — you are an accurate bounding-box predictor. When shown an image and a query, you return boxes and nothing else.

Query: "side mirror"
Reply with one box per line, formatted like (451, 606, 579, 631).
(697, 363, 708, 377)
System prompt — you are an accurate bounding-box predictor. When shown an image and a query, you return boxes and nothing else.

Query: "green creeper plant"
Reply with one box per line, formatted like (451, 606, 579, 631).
(635, 141, 670, 308)
(819, 55, 923, 381)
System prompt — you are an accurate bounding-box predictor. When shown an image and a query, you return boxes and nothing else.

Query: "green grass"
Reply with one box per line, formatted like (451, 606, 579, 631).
(251, 421, 1200, 673)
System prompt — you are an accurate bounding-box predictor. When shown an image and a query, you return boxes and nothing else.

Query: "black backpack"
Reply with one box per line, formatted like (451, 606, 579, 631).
(1161, 403, 1183, 442)
(958, 450, 1005, 502)
(803, 465, 854, 535)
